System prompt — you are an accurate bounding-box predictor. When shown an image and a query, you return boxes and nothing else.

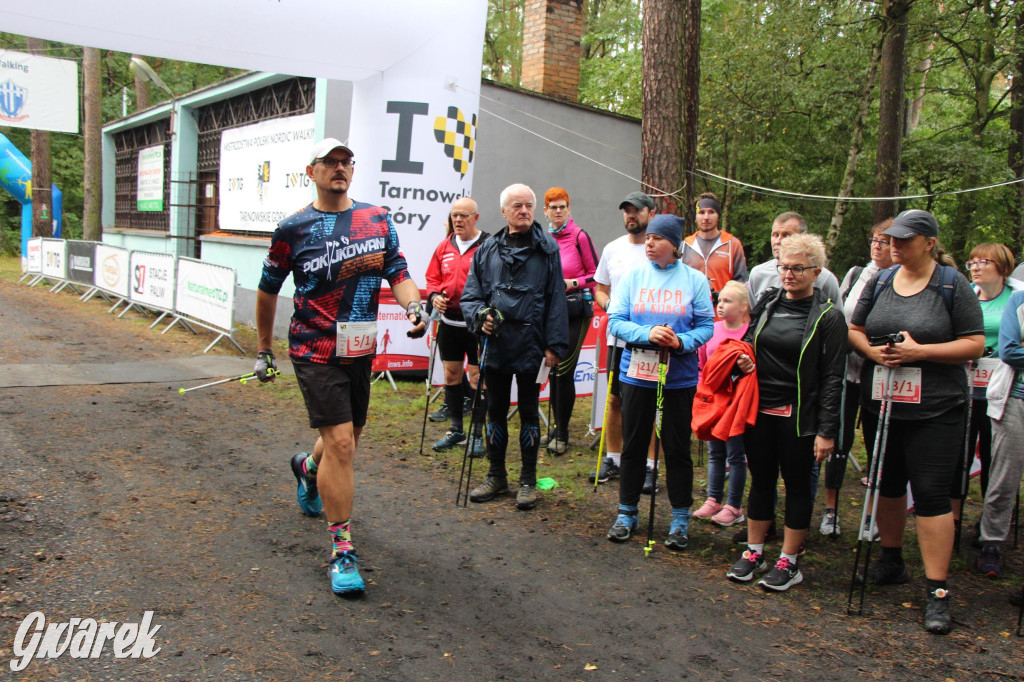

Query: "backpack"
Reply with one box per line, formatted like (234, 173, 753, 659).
(841, 266, 864, 303)
(871, 264, 957, 313)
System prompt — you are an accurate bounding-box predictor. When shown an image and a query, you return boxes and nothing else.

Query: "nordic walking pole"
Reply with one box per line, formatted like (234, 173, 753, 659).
(178, 369, 279, 394)
(644, 346, 670, 558)
(825, 358, 852, 539)
(457, 337, 489, 507)
(593, 343, 615, 491)
(848, 364, 894, 615)
(954, 362, 974, 552)
(418, 314, 441, 456)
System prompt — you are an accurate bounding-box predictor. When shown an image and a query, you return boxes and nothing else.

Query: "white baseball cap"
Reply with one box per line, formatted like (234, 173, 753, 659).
(308, 138, 354, 165)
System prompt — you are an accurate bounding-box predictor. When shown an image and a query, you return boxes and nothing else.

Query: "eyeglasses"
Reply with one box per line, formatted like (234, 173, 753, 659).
(546, 204, 569, 212)
(869, 238, 891, 247)
(450, 212, 477, 220)
(777, 264, 816, 275)
(966, 259, 993, 269)
(316, 156, 355, 169)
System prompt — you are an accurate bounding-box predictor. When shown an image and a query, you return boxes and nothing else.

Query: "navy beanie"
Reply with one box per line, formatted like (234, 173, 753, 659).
(646, 214, 685, 248)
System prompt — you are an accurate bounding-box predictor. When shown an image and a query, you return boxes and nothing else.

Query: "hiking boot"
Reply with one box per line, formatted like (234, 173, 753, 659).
(428, 402, 450, 423)
(642, 466, 659, 495)
(924, 587, 952, 635)
(693, 497, 722, 520)
(759, 556, 803, 592)
(290, 452, 322, 517)
(733, 523, 778, 544)
(328, 551, 365, 595)
(607, 513, 638, 543)
(547, 438, 569, 455)
(712, 505, 745, 527)
(864, 557, 910, 585)
(590, 456, 620, 484)
(974, 546, 1002, 578)
(432, 429, 467, 452)
(727, 548, 767, 582)
(516, 484, 538, 510)
(819, 509, 840, 536)
(468, 434, 486, 458)
(469, 476, 509, 503)
(664, 532, 688, 551)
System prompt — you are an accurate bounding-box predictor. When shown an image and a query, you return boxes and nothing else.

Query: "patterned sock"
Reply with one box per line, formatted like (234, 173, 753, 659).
(302, 453, 318, 477)
(329, 520, 354, 556)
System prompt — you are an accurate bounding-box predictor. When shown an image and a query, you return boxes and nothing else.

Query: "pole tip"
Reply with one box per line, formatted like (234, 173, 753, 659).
(178, 388, 185, 394)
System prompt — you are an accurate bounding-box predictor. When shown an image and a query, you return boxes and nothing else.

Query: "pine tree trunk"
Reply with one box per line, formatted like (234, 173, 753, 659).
(642, 0, 684, 216)
(872, 0, 912, 225)
(681, 0, 702, 216)
(27, 38, 53, 238)
(1010, 4, 1024, 254)
(83, 47, 102, 241)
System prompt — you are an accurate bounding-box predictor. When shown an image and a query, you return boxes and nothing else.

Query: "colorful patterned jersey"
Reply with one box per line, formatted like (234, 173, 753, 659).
(258, 202, 411, 364)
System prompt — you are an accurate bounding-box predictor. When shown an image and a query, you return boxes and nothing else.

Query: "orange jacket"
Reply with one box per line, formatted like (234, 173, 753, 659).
(691, 338, 759, 441)
(681, 230, 747, 293)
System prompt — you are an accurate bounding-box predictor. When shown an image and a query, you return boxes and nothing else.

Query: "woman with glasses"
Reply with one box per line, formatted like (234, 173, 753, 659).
(848, 209, 983, 634)
(959, 244, 1022, 576)
(542, 187, 599, 454)
(726, 233, 846, 592)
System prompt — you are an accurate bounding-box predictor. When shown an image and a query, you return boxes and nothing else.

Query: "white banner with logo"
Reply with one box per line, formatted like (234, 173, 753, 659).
(40, 238, 66, 279)
(137, 145, 164, 211)
(129, 251, 175, 312)
(94, 244, 130, 298)
(26, 237, 42, 274)
(218, 113, 316, 232)
(0, 49, 79, 133)
(175, 257, 235, 332)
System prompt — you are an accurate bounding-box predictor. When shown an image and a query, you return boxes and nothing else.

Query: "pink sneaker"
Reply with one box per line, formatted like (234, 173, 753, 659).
(693, 497, 722, 519)
(712, 504, 745, 527)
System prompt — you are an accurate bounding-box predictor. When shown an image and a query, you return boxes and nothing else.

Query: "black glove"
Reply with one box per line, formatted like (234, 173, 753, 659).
(254, 350, 277, 382)
(406, 301, 426, 338)
(474, 307, 505, 338)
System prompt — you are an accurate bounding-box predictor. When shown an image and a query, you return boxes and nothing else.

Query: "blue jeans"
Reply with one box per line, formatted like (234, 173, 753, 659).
(706, 435, 746, 508)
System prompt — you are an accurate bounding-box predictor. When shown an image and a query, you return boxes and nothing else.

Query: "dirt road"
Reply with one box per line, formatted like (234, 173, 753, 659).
(0, 277, 1021, 680)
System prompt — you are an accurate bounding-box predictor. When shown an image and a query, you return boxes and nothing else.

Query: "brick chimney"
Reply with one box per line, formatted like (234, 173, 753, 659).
(521, 0, 583, 101)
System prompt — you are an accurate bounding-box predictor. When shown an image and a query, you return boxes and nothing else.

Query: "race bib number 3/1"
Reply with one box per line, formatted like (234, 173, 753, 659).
(972, 357, 1000, 389)
(627, 348, 664, 382)
(336, 321, 378, 358)
(871, 366, 922, 404)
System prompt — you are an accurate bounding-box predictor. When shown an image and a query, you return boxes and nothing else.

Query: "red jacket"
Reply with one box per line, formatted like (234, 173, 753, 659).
(424, 231, 488, 321)
(691, 338, 759, 441)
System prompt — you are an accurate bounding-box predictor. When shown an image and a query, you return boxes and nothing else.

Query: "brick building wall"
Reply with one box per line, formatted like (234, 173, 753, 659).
(521, 0, 584, 101)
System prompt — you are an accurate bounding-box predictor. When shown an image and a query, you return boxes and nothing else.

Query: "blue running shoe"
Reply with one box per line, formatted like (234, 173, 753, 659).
(328, 551, 365, 595)
(290, 452, 322, 517)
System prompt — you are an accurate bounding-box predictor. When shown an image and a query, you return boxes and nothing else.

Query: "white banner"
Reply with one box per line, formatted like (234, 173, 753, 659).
(218, 114, 315, 233)
(26, 237, 41, 274)
(175, 257, 235, 332)
(129, 251, 175, 312)
(137, 145, 164, 212)
(94, 244, 130, 298)
(40, 238, 66, 279)
(0, 49, 78, 133)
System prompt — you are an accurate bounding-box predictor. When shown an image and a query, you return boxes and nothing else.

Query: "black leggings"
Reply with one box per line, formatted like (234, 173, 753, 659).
(861, 407, 964, 517)
(618, 383, 694, 509)
(484, 370, 540, 486)
(549, 314, 589, 440)
(744, 412, 816, 530)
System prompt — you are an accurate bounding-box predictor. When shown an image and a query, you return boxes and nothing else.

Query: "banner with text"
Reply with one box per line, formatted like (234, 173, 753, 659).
(218, 113, 315, 232)
(40, 238, 66, 280)
(0, 49, 79, 133)
(93, 244, 130, 299)
(26, 237, 41, 274)
(137, 145, 165, 211)
(128, 251, 175, 312)
(67, 241, 98, 285)
(175, 257, 235, 332)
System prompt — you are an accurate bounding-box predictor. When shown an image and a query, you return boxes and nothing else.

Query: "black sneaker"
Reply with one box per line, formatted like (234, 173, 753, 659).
(733, 523, 779, 544)
(428, 402, 450, 423)
(924, 587, 952, 634)
(974, 546, 1002, 578)
(759, 556, 803, 592)
(664, 532, 688, 551)
(641, 466, 659, 495)
(432, 430, 467, 452)
(726, 548, 767, 582)
(469, 476, 509, 503)
(590, 456, 620, 484)
(864, 557, 910, 585)
(607, 513, 638, 543)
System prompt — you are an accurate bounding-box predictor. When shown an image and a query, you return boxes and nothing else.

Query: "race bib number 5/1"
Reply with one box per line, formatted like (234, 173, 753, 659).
(627, 348, 664, 382)
(871, 366, 922, 404)
(336, 321, 378, 358)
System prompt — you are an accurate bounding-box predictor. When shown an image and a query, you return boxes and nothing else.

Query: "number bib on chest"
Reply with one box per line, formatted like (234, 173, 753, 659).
(972, 357, 1000, 389)
(760, 404, 792, 417)
(627, 348, 664, 381)
(336, 321, 378, 358)
(871, 366, 922, 404)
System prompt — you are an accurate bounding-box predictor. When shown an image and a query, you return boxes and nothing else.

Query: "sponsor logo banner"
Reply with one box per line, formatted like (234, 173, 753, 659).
(26, 237, 41, 274)
(40, 238, 66, 279)
(0, 49, 78, 133)
(129, 251, 175, 312)
(9, 610, 161, 672)
(94, 244, 130, 298)
(218, 113, 315, 233)
(136, 145, 164, 212)
(174, 257, 235, 331)
(67, 240, 97, 285)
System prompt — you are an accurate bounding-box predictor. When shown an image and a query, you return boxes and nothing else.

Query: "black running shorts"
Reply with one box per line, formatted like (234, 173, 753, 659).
(292, 356, 371, 429)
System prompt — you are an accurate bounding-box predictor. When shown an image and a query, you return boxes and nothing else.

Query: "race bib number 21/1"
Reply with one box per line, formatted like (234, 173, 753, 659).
(336, 321, 377, 358)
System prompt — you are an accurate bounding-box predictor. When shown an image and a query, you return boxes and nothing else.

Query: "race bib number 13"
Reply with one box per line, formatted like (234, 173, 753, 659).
(972, 357, 1000, 389)
(336, 321, 377, 358)
(871, 366, 922, 404)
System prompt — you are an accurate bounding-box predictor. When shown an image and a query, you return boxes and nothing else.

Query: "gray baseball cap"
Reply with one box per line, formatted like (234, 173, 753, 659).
(619, 191, 655, 211)
(882, 209, 939, 239)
